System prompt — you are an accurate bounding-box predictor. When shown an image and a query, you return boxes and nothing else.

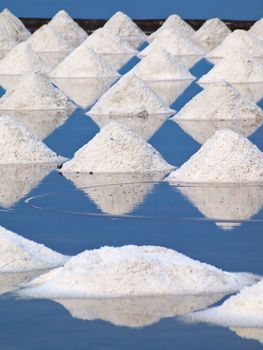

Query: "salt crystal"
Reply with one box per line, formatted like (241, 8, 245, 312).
(249, 18, 263, 41)
(0, 8, 31, 42)
(193, 18, 231, 44)
(0, 26, 16, 51)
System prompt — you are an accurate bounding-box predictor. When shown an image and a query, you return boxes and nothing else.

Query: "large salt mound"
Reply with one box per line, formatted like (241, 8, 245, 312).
(19, 245, 257, 298)
(89, 74, 174, 116)
(167, 129, 263, 183)
(199, 53, 263, 83)
(61, 122, 174, 173)
(207, 30, 263, 59)
(0, 72, 75, 110)
(0, 115, 64, 164)
(103, 11, 147, 48)
(0, 26, 16, 50)
(0, 8, 31, 42)
(193, 18, 231, 44)
(48, 10, 87, 48)
(249, 18, 263, 41)
(0, 225, 68, 272)
(173, 81, 263, 121)
(50, 45, 120, 78)
(0, 42, 51, 75)
(130, 47, 195, 81)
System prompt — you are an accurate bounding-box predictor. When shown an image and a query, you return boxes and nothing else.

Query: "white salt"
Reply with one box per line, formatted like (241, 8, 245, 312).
(249, 18, 263, 41)
(61, 122, 174, 173)
(48, 10, 87, 48)
(0, 26, 16, 50)
(0, 8, 31, 42)
(0, 115, 64, 164)
(0, 72, 75, 110)
(89, 74, 174, 116)
(0, 225, 68, 272)
(167, 129, 263, 183)
(19, 245, 257, 298)
(193, 18, 231, 44)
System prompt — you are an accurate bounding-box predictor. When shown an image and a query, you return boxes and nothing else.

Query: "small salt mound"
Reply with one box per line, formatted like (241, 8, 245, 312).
(173, 81, 263, 120)
(0, 72, 75, 110)
(249, 18, 263, 41)
(193, 18, 231, 44)
(0, 42, 51, 75)
(199, 53, 263, 83)
(61, 122, 174, 173)
(0, 225, 68, 272)
(50, 45, 120, 78)
(103, 11, 147, 48)
(0, 115, 64, 164)
(89, 74, 174, 116)
(0, 26, 16, 50)
(207, 30, 263, 59)
(48, 10, 87, 48)
(0, 8, 31, 42)
(19, 245, 257, 298)
(167, 129, 263, 183)
(27, 24, 73, 52)
(130, 47, 195, 81)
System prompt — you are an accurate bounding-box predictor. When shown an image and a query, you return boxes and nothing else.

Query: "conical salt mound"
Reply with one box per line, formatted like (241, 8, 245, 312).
(249, 18, 263, 41)
(26, 24, 73, 52)
(0, 8, 31, 42)
(48, 10, 87, 48)
(0, 26, 16, 50)
(50, 45, 120, 78)
(193, 18, 231, 44)
(0, 72, 75, 110)
(61, 122, 174, 173)
(199, 53, 263, 83)
(0, 225, 68, 272)
(173, 81, 263, 120)
(89, 74, 174, 116)
(130, 47, 195, 81)
(0, 115, 64, 164)
(103, 11, 147, 48)
(207, 30, 263, 59)
(0, 42, 51, 75)
(167, 129, 263, 183)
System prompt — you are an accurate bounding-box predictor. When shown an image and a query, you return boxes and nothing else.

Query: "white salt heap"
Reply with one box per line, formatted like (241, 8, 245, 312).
(167, 129, 263, 183)
(0, 225, 68, 272)
(0, 8, 31, 42)
(89, 74, 174, 116)
(61, 122, 174, 173)
(0, 115, 64, 164)
(130, 47, 195, 81)
(173, 81, 263, 121)
(19, 245, 257, 298)
(50, 46, 120, 78)
(193, 18, 231, 44)
(249, 18, 263, 41)
(199, 53, 263, 83)
(0, 26, 16, 50)
(0, 72, 75, 110)
(0, 42, 51, 75)
(48, 10, 87, 48)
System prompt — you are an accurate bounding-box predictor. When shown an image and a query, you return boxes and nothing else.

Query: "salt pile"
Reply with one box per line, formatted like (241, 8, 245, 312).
(193, 18, 231, 44)
(61, 122, 174, 173)
(167, 129, 263, 183)
(130, 47, 195, 81)
(0, 42, 51, 75)
(199, 53, 263, 83)
(48, 10, 87, 48)
(0, 225, 68, 272)
(103, 11, 147, 48)
(0, 26, 16, 51)
(0, 8, 31, 42)
(89, 74, 174, 116)
(0, 72, 75, 110)
(50, 46, 120, 78)
(0, 115, 64, 164)
(249, 18, 263, 41)
(0, 271, 41, 296)
(173, 81, 263, 121)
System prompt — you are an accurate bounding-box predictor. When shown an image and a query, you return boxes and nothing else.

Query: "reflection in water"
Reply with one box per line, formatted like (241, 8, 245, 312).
(198, 41, 222, 54)
(178, 56, 203, 69)
(0, 270, 43, 295)
(102, 53, 136, 70)
(231, 327, 263, 344)
(38, 51, 70, 69)
(0, 74, 21, 91)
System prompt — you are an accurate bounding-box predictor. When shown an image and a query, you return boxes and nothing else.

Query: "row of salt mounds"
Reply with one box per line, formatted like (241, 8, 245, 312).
(249, 18, 263, 41)
(193, 18, 231, 45)
(167, 129, 263, 183)
(0, 72, 75, 110)
(173, 81, 263, 121)
(103, 11, 147, 49)
(19, 245, 257, 299)
(0, 42, 51, 75)
(199, 53, 263, 83)
(50, 46, 120, 79)
(0, 115, 64, 164)
(0, 226, 68, 272)
(89, 74, 174, 116)
(0, 26, 16, 51)
(130, 47, 195, 81)
(60, 122, 174, 173)
(48, 10, 87, 48)
(0, 8, 30, 42)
